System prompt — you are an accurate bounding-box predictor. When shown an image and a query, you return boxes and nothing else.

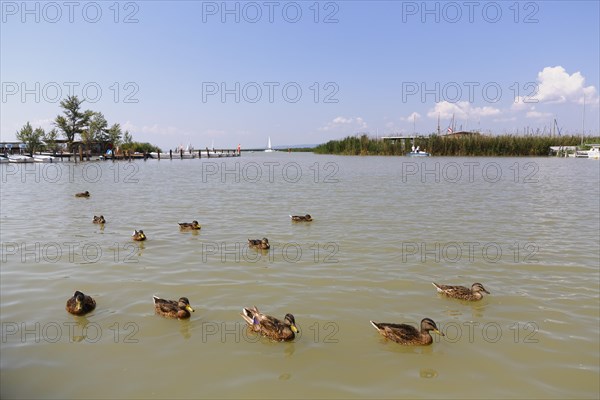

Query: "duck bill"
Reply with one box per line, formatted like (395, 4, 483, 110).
(290, 325, 299, 334)
(433, 328, 444, 336)
(483, 289, 490, 294)
(186, 305, 195, 313)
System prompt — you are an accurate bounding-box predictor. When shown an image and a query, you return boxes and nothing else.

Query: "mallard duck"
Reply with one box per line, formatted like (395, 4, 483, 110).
(132, 230, 146, 241)
(66, 290, 96, 315)
(370, 318, 444, 345)
(75, 191, 90, 198)
(290, 214, 313, 222)
(248, 237, 270, 249)
(179, 220, 201, 230)
(432, 282, 490, 301)
(152, 296, 195, 319)
(93, 215, 106, 224)
(241, 306, 299, 341)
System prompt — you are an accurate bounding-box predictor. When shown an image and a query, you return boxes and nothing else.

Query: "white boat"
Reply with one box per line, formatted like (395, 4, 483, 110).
(406, 150, 430, 157)
(575, 144, 600, 159)
(0, 155, 9, 163)
(406, 145, 430, 157)
(264, 137, 275, 152)
(33, 154, 55, 163)
(8, 154, 34, 163)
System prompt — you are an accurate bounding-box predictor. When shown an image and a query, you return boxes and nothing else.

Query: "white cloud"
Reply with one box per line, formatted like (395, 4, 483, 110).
(525, 109, 553, 119)
(427, 101, 501, 120)
(400, 112, 421, 122)
(319, 116, 368, 132)
(528, 66, 598, 105)
(122, 121, 184, 136)
(492, 116, 517, 123)
(511, 96, 531, 111)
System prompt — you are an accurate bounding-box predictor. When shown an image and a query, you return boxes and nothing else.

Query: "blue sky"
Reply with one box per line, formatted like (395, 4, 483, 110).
(1, 1, 599, 150)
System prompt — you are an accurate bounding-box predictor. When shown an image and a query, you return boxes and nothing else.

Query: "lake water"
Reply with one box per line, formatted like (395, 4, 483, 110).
(1, 153, 599, 399)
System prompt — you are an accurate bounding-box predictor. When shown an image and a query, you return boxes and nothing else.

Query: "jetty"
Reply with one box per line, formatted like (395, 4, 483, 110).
(149, 148, 240, 160)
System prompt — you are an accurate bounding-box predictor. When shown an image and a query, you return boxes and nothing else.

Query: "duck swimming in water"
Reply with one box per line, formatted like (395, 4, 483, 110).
(370, 318, 444, 345)
(290, 214, 313, 222)
(178, 220, 201, 230)
(66, 291, 96, 316)
(152, 296, 195, 319)
(432, 282, 490, 301)
(241, 306, 299, 341)
(132, 230, 146, 241)
(248, 237, 270, 249)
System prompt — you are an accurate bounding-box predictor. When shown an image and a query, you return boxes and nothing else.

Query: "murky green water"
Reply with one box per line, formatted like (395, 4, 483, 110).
(1, 153, 599, 399)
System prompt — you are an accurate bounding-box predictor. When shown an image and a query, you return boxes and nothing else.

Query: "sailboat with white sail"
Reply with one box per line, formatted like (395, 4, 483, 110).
(405, 114, 430, 156)
(265, 137, 275, 152)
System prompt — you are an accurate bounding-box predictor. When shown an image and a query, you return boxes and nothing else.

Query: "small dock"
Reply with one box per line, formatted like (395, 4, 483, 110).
(150, 149, 241, 160)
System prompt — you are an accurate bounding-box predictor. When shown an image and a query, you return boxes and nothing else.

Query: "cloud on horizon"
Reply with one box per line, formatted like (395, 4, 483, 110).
(400, 112, 421, 122)
(427, 101, 501, 120)
(319, 116, 368, 132)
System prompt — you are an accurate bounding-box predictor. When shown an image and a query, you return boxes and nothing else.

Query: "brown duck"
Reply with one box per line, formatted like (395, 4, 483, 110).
(178, 220, 201, 230)
(248, 237, 270, 249)
(290, 214, 313, 222)
(152, 296, 195, 319)
(132, 230, 146, 241)
(370, 318, 444, 345)
(432, 282, 490, 301)
(241, 306, 299, 341)
(66, 291, 96, 316)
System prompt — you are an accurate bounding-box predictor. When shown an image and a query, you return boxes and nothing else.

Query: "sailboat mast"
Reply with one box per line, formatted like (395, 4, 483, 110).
(582, 95, 586, 146)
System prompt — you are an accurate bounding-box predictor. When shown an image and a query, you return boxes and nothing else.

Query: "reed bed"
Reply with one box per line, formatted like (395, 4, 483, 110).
(313, 134, 599, 156)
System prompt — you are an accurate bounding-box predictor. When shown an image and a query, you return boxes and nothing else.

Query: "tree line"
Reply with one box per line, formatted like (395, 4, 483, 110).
(14, 95, 159, 156)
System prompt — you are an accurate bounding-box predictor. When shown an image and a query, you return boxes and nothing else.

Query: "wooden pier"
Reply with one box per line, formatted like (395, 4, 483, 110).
(151, 148, 241, 160)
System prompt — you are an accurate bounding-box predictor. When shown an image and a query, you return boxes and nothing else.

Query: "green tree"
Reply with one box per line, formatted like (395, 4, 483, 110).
(54, 95, 94, 152)
(89, 112, 108, 142)
(123, 130, 133, 145)
(43, 128, 60, 153)
(82, 112, 109, 158)
(16, 122, 44, 155)
(107, 123, 123, 150)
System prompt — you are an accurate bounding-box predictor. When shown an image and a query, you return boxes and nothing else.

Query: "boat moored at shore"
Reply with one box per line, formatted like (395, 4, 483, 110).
(8, 154, 34, 163)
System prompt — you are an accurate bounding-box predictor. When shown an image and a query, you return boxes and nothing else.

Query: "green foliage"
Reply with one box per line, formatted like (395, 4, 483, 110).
(88, 112, 108, 143)
(43, 128, 60, 153)
(44, 96, 159, 156)
(121, 141, 160, 153)
(314, 134, 600, 156)
(123, 130, 133, 145)
(54, 95, 94, 151)
(15, 122, 44, 154)
(107, 123, 122, 148)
